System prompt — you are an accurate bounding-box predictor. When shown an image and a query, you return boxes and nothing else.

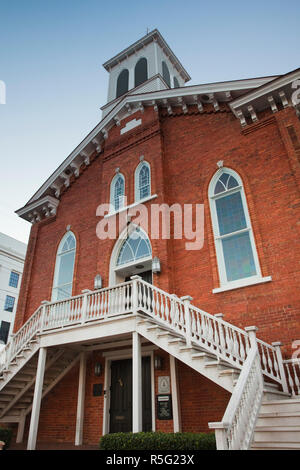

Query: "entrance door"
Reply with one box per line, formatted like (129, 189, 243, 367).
(109, 357, 152, 433)
(125, 270, 152, 284)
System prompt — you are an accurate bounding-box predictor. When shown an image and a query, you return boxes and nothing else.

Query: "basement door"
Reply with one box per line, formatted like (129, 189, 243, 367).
(109, 357, 152, 433)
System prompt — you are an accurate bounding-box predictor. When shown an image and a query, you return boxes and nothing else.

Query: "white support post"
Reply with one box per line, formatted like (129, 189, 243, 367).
(245, 326, 258, 350)
(132, 331, 142, 432)
(181, 296, 193, 347)
(130, 275, 141, 315)
(40, 301, 49, 332)
(272, 342, 289, 394)
(16, 412, 26, 443)
(27, 347, 47, 450)
(75, 351, 87, 445)
(81, 290, 91, 324)
(170, 355, 181, 432)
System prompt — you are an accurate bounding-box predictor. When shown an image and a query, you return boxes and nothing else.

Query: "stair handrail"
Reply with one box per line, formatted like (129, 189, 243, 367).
(136, 279, 287, 389)
(283, 357, 300, 396)
(0, 305, 43, 374)
(208, 330, 264, 450)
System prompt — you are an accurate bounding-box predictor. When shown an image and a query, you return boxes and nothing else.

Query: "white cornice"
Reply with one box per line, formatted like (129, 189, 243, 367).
(17, 72, 291, 221)
(230, 69, 300, 112)
(16, 195, 60, 224)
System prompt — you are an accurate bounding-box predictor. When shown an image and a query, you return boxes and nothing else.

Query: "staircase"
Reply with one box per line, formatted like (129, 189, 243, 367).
(251, 399, 300, 450)
(0, 276, 299, 449)
(0, 340, 80, 422)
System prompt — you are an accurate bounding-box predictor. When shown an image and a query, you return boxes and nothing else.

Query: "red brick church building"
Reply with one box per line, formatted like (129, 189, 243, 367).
(1, 29, 300, 450)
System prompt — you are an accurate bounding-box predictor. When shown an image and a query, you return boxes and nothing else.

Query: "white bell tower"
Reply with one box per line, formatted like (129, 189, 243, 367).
(102, 29, 191, 106)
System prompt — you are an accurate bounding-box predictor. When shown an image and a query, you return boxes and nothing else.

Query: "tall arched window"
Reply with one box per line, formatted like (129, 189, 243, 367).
(162, 61, 171, 87)
(52, 232, 76, 301)
(135, 58, 148, 87)
(116, 69, 129, 98)
(135, 161, 151, 201)
(110, 173, 125, 212)
(209, 168, 261, 288)
(117, 227, 152, 266)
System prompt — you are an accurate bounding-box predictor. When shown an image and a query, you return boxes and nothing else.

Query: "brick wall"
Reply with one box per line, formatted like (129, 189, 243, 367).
(12, 102, 300, 444)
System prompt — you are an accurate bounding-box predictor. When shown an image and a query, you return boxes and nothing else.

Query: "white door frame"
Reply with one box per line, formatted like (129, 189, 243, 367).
(102, 347, 156, 435)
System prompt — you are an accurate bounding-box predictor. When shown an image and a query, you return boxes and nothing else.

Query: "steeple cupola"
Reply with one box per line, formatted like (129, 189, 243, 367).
(102, 29, 191, 105)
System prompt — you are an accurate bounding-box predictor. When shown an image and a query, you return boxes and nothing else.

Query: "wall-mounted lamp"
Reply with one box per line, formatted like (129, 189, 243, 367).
(94, 274, 102, 290)
(154, 355, 163, 370)
(152, 257, 161, 274)
(94, 362, 102, 377)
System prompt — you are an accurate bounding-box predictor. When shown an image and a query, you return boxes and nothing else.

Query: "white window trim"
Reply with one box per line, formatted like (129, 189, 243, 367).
(105, 193, 157, 219)
(51, 231, 76, 301)
(212, 275, 272, 293)
(135, 160, 151, 203)
(209, 167, 268, 293)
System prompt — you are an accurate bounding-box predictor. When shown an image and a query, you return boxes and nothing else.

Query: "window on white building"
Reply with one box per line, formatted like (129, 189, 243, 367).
(51, 232, 76, 301)
(9, 271, 20, 288)
(0, 320, 10, 345)
(209, 168, 261, 287)
(162, 61, 171, 87)
(135, 58, 148, 87)
(4, 295, 15, 312)
(116, 69, 129, 98)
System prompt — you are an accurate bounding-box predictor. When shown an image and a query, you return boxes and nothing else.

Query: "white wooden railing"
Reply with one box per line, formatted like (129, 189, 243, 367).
(0, 277, 297, 399)
(208, 344, 264, 450)
(283, 358, 300, 396)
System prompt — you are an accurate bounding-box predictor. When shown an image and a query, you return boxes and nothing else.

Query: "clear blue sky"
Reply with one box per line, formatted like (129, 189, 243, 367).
(0, 0, 299, 243)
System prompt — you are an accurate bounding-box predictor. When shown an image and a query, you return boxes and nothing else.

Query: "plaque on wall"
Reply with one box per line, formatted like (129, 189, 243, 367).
(158, 376, 170, 394)
(157, 394, 173, 420)
(93, 383, 103, 396)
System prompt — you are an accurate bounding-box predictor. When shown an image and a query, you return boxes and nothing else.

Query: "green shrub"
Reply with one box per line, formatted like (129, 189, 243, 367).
(0, 427, 13, 450)
(99, 431, 216, 450)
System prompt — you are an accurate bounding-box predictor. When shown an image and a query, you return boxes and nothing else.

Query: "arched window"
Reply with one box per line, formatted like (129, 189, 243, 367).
(110, 173, 125, 212)
(52, 232, 76, 301)
(135, 58, 148, 87)
(117, 227, 152, 266)
(162, 61, 171, 87)
(209, 168, 261, 287)
(173, 76, 180, 88)
(135, 161, 151, 201)
(116, 69, 129, 98)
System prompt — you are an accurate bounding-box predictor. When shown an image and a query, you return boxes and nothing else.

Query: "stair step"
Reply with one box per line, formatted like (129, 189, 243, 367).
(191, 352, 216, 361)
(260, 398, 300, 413)
(204, 360, 232, 369)
(219, 369, 240, 377)
(252, 441, 300, 450)
(257, 411, 300, 427)
(254, 426, 300, 442)
(157, 332, 177, 339)
(168, 338, 185, 345)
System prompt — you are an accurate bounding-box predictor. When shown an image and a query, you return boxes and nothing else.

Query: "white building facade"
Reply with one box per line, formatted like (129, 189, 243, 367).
(0, 233, 27, 347)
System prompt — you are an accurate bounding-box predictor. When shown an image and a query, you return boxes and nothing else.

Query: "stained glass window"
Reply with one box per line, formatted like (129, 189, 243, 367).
(210, 170, 258, 284)
(117, 228, 151, 266)
(136, 163, 150, 200)
(112, 175, 125, 211)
